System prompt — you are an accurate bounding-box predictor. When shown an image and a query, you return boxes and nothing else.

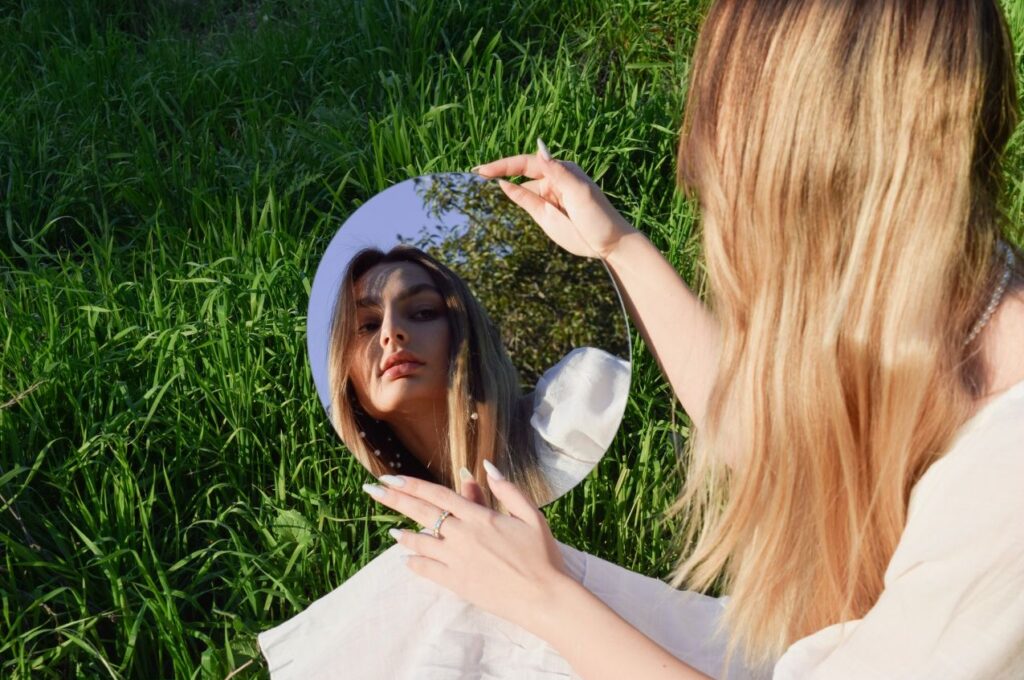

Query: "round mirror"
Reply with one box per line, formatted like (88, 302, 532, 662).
(307, 173, 631, 507)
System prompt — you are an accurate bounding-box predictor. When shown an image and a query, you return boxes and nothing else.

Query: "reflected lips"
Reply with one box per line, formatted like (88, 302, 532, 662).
(381, 352, 424, 379)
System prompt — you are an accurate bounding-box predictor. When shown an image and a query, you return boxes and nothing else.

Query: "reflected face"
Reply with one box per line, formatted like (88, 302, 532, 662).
(348, 262, 451, 419)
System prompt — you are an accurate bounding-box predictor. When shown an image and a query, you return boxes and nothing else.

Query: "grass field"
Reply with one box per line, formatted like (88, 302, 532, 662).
(2, 1, 1023, 677)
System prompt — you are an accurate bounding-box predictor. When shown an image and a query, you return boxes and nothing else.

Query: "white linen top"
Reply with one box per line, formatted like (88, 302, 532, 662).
(773, 377, 1024, 679)
(257, 538, 766, 679)
(257, 378, 1022, 680)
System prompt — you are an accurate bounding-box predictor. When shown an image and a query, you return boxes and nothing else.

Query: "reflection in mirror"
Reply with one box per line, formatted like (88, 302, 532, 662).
(307, 173, 631, 507)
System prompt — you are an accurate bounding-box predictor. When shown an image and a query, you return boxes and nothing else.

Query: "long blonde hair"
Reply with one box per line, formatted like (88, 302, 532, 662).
(668, 0, 1023, 672)
(327, 246, 553, 510)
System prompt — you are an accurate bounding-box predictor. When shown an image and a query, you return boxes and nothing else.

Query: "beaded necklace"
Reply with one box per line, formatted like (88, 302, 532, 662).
(964, 241, 1016, 348)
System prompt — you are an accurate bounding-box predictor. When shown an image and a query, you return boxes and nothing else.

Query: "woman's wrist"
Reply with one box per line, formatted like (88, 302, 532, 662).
(525, 573, 714, 680)
(597, 220, 641, 262)
(524, 572, 587, 640)
(600, 225, 645, 266)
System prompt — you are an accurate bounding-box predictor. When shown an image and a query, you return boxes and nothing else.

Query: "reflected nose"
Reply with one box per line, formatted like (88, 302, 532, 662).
(378, 309, 407, 348)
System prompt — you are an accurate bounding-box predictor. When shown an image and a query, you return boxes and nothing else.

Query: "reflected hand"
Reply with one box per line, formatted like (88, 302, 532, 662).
(363, 463, 571, 636)
(472, 140, 638, 260)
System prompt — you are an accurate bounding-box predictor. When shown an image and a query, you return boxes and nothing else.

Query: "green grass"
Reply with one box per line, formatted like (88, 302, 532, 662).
(1, 1, 1022, 677)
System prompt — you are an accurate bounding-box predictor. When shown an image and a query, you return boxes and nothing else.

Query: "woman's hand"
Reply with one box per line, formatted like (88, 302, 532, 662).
(362, 461, 572, 636)
(472, 139, 638, 260)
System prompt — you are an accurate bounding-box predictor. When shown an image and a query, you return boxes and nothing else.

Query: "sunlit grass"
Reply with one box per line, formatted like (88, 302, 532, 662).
(1, 0, 1022, 677)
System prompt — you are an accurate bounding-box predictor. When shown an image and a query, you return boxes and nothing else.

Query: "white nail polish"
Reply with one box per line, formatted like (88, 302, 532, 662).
(388, 528, 404, 540)
(379, 474, 406, 487)
(459, 466, 474, 482)
(537, 137, 552, 161)
(363, 483, 386, 498)
(482, 459, 505, 480)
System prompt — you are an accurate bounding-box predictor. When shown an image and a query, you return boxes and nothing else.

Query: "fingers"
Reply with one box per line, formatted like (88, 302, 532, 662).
(519, 178, 545, 194)
(372, 475, 489, 524)
(481, 461, 544, 525)
(392, 526, 448, 562)
(473, 154, 557, 181)
(460, 477, 486, 506)
(403, 552, 449, 586)
(497, 179, 566, 228)
(368, 482, 470, 531)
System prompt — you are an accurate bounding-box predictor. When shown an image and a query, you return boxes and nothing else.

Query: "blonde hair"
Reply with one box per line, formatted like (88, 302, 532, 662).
(668, 0, 1023, 673)
(327, 246, 553, 510)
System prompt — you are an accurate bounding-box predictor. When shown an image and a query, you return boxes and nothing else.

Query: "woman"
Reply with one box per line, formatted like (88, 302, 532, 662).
(362, 1, 1024, 678)
(259, 247, 635, 679)
(327, 245, 629, 508)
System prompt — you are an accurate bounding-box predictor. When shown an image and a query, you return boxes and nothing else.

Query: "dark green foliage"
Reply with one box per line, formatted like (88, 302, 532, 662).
(412, 174, 628, 386)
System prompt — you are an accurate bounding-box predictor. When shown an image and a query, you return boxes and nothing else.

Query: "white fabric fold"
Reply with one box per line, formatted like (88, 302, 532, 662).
(531, 347, 631, 502)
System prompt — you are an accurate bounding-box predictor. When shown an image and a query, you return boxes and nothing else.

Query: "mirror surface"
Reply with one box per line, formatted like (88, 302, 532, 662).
(307, 173, 631, 505)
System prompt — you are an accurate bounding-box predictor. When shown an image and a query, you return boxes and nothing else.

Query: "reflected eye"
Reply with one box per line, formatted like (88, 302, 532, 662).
(357, 319, 380, 334)
(411, 308, 442, 321)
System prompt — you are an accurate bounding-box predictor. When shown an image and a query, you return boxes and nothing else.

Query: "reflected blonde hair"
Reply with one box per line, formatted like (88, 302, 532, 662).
(327, 246, 553, 510)
(669, 0, 1023, 673)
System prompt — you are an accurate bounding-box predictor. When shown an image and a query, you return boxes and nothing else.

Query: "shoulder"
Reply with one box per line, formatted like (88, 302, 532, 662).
(774, 385, 1024, 679)
(529, 348, 631, 500)
(530, 347, 631, 453)
(902, 380, 1024, 550)
(532, 347, 631, 401)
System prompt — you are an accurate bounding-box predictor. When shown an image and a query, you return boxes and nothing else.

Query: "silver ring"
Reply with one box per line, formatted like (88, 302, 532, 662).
(432, 510, 452, 539)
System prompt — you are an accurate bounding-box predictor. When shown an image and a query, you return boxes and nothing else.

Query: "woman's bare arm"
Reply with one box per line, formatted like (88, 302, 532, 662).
(533, 574, 715, 680)
(475, 149, 720, 428)
(603, 230, 720, 430)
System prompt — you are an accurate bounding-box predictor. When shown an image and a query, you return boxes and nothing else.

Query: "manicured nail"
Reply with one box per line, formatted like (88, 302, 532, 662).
(379, 475, 406, 487)
(482, 459, 505, 480)
(363, 483, 386, 498)
(537, 137, 552, 161)
(459, 466, 474, 482)
(470, 165, 482, 174)
(388, 528, 404, 541)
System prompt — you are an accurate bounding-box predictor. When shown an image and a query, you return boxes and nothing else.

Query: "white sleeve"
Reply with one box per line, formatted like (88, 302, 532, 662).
(530, 347, 631, 499)
(773, 405, 1024, 680)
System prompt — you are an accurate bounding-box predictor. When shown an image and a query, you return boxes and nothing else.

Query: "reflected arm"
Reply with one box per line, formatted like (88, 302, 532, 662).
(603, 230, 720, 430)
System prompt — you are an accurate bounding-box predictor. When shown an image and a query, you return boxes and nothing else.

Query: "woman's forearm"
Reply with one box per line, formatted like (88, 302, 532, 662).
(604, 229, 720, 429)
(531, 575, 715, 680)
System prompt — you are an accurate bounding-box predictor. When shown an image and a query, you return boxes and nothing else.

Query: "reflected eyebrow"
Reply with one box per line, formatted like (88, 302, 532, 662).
(355, 283, 443, 309)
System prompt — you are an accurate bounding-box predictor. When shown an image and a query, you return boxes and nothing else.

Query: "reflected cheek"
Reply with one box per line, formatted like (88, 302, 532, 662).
(349, 345, 380, 406)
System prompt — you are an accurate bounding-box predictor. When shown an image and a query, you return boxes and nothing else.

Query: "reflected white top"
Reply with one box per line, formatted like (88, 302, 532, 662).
(773, 378, 1024, 679)
(532, 347, 631, 503)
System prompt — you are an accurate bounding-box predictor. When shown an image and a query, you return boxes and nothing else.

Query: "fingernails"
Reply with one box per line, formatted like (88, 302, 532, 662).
(482, 459, 505, 480)
(379, 474, 406, 487)
(469, 165, 482, 174)
(388, 528, 404, 540)
(537, 137, 552, 161)
(459, 466, 474, 482)
(363, 483, 387, 498)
